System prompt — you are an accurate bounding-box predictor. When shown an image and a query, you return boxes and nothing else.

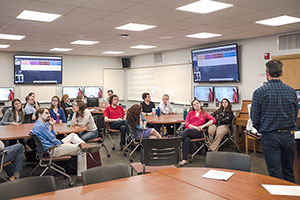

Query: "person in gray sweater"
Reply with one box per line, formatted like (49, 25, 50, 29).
(0, 98, 24, 125)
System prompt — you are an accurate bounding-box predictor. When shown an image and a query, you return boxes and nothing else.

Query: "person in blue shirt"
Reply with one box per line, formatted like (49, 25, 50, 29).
(251, 60, 298, 183)
(126, 104, 161, 139)
(49, 96, 66, 123)
(32, 108, 96, 179)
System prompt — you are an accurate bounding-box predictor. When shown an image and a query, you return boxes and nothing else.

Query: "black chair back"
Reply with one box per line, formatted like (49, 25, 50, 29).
(205, 151, 250, 172)
(93, 115, 105, 135)
(30, 133, 46, 160)
(82, 164, 129, 185)
(0, 176, 56, 200)
(87, 96, 99, 107)
(24, 113, 33, 123)
(141, 137, 181, 166)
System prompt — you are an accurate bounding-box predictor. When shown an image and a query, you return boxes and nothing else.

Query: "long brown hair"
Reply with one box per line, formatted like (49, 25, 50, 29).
(127, 104, 142, 127)
(215, 98, 232, 113)
(12, 98, 24, 122)
(49, 96, 61, 110)
(191, 98, 206, 117)
(75, 100, 86, 118)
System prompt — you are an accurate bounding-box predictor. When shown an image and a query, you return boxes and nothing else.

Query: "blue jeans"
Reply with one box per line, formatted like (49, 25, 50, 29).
(4, 144, 24, 174)
(110, 120, 129, 146)
(262, 131, 295, 183)
(77, 130, 98, 142)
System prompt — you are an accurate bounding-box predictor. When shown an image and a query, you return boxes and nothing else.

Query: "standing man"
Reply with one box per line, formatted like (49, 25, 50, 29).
(251, 60, 298, 183)
(103, 94, 129, 150)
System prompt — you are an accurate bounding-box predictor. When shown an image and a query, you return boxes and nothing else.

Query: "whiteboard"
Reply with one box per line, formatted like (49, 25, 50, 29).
(19, 85, 57, 103)
(127, 64, 192, 104)
(103, 69, 125, 100)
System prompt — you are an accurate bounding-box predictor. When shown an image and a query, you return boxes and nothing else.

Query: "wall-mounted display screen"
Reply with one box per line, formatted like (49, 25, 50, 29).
(62, 86, 83, 99)
(214, 86, 239, 103)
(192, 44, 239, 82)
(194, 86, 214, 102)
(14, 55, 62, 84)
(84, 86, 103, 98)
(0, 87, 14, 101)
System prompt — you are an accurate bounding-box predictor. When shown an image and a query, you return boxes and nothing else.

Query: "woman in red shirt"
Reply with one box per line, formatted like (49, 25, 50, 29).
(179, 99, 216, 166)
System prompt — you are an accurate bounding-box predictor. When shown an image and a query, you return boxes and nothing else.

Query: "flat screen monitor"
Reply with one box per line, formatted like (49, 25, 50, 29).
(194, 86, 214, 102)
(296, 90, 300, 108)
(214, 86, 239, 103)
(14, 55, 62, 84)
(0, 87, 14, 101)
(84, 86, 103, 98)
(62, 87, 83, 99)
(192, 43, 240, 82)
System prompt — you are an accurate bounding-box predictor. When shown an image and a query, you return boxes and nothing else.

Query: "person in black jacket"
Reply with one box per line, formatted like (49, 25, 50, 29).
(208, 98, 234, 151)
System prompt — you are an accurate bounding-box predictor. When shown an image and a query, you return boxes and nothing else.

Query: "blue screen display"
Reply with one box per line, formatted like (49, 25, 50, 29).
(192, 44, 239, 82)
(14, 55, 62, 84)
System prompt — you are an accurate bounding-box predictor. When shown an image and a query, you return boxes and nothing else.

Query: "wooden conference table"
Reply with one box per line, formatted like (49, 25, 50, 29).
(145, 113, 184, 135)
(0, 123, 87, 141)
(17, 168, 298, 200)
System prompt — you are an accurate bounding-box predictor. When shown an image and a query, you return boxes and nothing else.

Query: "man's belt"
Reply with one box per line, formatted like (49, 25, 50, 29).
(275, 130, 295, 134)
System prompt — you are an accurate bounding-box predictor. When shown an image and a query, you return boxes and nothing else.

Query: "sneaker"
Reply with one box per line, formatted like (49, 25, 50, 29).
(179, 160, 188, 166)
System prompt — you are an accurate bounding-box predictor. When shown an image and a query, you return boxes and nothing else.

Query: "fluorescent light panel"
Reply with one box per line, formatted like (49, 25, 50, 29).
(0, 45, 10, 48)
(116, 23, 156, 31)
(256, 15, 300, 26)
(186, 32, 222, 39)
(71, 40, 99, 45)
(176, 0, 233, 14)
(102, 51, 124, 55)
(130, 45, 156, 49)
(50, 48, 72, 52)
(0, 33, 25, 40)
(16, 10, 61, 22)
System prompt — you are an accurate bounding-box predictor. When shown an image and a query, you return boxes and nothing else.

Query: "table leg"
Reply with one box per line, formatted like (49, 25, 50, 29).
(245, 135, 248, 155)
(235, 125, 240, 148)
(253, 139, 256, 155)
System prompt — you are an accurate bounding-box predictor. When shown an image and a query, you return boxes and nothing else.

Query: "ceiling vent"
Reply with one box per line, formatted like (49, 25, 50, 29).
(278, 32, 300, 51)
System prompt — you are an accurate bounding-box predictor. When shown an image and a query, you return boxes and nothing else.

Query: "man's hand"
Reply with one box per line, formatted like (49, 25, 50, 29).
(49, 118, 56, 125)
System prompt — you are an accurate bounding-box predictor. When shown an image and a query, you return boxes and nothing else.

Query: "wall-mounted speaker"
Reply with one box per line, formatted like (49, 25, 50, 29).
(121, 58, 130, 68)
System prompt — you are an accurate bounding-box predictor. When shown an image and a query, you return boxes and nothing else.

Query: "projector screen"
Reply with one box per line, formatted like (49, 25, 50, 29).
(84, 86, 103, 98)
(62, 86, 83, 99)
(0, 87, 14, 101)
(14, 55, 62, 84)
(214, 86, 239, 103)
(192, 44, 239, 82)
(194, 86, 214, 102)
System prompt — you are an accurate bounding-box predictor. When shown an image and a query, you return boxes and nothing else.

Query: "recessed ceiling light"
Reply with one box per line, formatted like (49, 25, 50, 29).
(176, 0, 233, 14)
(0, 44, 10, 48)
(116, 23, 156, 31)
(102, 51, 124, 55)
(186, 32, 222, 39)
(160, 36, 173, 39)
(0, 33, 25, 40)
(256, 15, 300, 26)
(130, 45, 157, 49)
(16, 10, 61, 22)
(50, 48, 72, 52)
(71, 40, 99, 45)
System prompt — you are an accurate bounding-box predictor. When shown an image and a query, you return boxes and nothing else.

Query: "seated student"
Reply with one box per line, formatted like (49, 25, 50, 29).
(208, 98, 234, 151)
(140, 92, 155, 115)
(179, 99, 216, 166)
(61, 94, 73, 119)
(104, 95, 129, 150)
(32, 108, 96, 180)
(127, 104, 162, 139)
(24, 95, 37, 121)
(24, 92, 40, 110)
(105, 90, 113, 103)
(0, 98, 24, 125)
(0, 140, 24, 180)
(49, 96, 66, 123)
(71, 100, 98, 142)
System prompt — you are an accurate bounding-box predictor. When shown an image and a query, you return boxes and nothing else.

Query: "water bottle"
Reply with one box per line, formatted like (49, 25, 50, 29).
(157, 107, 160, 117)
(56, 113, 60, 123)
(183, 105, 187, 121)
(67, 115, 71, 127)
(152, 108, 156, 117)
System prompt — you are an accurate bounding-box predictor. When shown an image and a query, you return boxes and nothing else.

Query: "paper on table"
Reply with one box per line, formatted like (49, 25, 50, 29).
(295, 131, 300, 139)
(262, 184, 300, 196)
(202, 169, 234, 181)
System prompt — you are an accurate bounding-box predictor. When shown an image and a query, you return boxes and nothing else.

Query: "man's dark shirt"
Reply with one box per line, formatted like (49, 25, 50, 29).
(140, 101, 155, 113)
(251, 79, 298, 133)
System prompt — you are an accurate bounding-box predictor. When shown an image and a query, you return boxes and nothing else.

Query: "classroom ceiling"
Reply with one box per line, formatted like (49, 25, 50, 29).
(0, 0, 300, 57)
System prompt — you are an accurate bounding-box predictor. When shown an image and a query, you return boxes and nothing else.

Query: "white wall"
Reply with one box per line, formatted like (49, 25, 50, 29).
(0, 52, 121, 102)
(130, 33, 300, 110)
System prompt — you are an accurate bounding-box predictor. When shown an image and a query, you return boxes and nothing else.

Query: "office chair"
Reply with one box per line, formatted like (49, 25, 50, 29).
(130, 137, 181, 175)
(0, 176, 56, 200)
(216, 117, 240, 151)
(205, 151, 251, 172)
(29, 133, 74, 186)
(82, 164, 129, 185)
(189, 129, 210, 162)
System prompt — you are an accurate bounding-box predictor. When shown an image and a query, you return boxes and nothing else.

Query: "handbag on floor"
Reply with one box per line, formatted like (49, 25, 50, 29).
(87, 149, 102, 169)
